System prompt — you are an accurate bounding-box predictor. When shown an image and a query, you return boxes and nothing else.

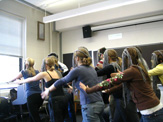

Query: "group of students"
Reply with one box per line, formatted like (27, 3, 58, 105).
(8, 53, 74, 122)
(8, 46, 163, 122)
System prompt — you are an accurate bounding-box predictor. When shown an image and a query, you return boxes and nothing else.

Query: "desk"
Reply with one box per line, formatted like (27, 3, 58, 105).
(0, 83, 18, 98)
(0, 84, 27, 122)
(0, 83, 18, 90)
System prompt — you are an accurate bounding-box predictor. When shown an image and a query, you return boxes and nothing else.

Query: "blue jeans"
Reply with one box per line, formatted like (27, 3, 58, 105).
(63, 88, 76, 122)
(140, 108, 163, 122)
(81, 101, 105, 122)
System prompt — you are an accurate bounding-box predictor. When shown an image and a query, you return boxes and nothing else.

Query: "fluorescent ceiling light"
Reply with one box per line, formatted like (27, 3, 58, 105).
(43, 0, 148, 23)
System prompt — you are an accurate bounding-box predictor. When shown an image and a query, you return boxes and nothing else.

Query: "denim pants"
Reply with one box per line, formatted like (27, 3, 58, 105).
(140, 108, 163, 122)
(81, 101, 105, 122)
(63, 89, 76, 122)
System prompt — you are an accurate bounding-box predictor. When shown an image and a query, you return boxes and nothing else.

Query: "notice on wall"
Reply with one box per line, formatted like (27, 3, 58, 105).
(108, 33, 122, 40)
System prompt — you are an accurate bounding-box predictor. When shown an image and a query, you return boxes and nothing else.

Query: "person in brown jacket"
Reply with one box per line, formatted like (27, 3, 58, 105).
(80, 47, 163, 122)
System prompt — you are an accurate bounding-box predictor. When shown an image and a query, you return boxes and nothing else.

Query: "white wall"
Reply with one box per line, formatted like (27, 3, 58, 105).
(59, 0, 163, 55)
(0, 0, 163, 67)
(0, 0, 59, 70)
(62, 21, 163, 54)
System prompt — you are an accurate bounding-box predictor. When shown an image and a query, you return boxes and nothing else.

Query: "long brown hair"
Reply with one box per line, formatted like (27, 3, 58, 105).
(122, 47, 150, 107)
(126, 47, 148, 75)
(108, 49, 118, 62)
(154, 50, 163, 64)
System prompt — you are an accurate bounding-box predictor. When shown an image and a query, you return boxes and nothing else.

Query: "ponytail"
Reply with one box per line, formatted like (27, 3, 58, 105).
(82, 57, 92, 66)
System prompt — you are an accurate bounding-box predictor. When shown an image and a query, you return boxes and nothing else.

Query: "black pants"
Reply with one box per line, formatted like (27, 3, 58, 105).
(125, 100, 139, 122)
(27, 93, 44, 122)
(48, 95, 68, 122)
(113, 98, 139, 122)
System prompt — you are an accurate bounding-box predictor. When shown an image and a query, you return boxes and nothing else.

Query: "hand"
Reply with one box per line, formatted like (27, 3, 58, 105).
(70, 67, 74, 71)
(67, 85, 73, 94)
(14, 79, 23, 85)
(41, 89, 50, 99)
(7, 81, 12, 84)
(79, 82, 88, 92)
(111, 73, 118, 77)
(117, 69, 121, 73)
(104, 89, 110, 93)
(67, 88, 73, 94)
(97, 63, 103, 69)
(68, 84, 73, 89)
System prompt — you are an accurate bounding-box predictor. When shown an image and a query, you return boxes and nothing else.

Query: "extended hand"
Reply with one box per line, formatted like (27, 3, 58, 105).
(79, 82, 89, 92)
(67, 85, 73, 94)
(41, 89, 49, 99)
(7, 81, 12, 84)
(14, 79, 23, 85)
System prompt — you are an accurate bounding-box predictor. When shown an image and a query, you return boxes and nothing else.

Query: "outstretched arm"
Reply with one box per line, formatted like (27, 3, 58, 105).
(80, 72, 124, 94)
(105, 83, 122, 94)
(14, 72, 44, 84)
(79, 82, 106, 93)
(7, 72, 23, 83)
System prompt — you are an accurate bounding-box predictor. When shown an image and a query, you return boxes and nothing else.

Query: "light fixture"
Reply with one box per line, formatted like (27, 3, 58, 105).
(91, 15, 163, 32)
(43, 0, 148, 23)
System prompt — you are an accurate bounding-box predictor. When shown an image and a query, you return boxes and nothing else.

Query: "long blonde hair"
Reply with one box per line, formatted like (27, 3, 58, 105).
(45, 56, 57, 71)
(25, 58, 36, 76)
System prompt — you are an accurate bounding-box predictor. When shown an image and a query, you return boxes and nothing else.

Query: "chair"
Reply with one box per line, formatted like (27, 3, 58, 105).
(0, 97, 18, 122)
(12, 84, 28, 121)
(12, 84, 27, 105)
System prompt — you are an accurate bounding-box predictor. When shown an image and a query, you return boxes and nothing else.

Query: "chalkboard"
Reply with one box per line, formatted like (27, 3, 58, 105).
(63, 51, 92, 70)
(63, 43, 163, 70)
(114, 43, 163, 69)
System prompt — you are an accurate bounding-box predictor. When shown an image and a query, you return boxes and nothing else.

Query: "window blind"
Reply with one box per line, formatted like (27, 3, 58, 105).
(0, 10, 23, 56)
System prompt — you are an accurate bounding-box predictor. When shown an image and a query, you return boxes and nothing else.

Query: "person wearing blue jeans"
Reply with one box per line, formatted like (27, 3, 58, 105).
(41, 47, 105, 122)
(80, 47, 163, 122)
(63, 88, 76, 122)
(81, 101, 104, 122)
(140, 108, 163, 122)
